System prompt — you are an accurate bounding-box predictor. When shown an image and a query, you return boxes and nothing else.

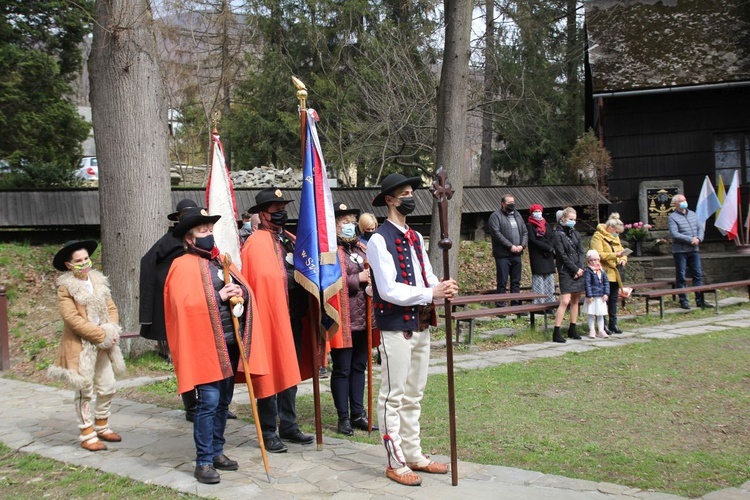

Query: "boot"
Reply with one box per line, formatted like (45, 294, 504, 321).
(567, 323, 582, 340)
(94, 418, 122, 442)
(609, 318, 623, 334)
(80, 426, 107, 451)
(552, 326, 566, 343)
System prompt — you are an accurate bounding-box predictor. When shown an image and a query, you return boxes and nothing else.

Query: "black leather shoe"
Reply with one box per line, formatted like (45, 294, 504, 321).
(185, 412, 194, 423)
(280, 429, 314, 445)
(194, 464, 220, 484)
(603, 325, 612, 335)
(337, 417, 353, 436)
(680, 302, 691, 310)
(227, 409, 237, 419)
(609, 323, 623, 334)
(213, 454, 238, 471)
(264, 435, 288, 453)
(351, 415, 378, 431)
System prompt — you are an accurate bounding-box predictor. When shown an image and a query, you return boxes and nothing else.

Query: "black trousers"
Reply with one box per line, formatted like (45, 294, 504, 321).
(330, 331, 369, 420)
(495, 254, 523, 306)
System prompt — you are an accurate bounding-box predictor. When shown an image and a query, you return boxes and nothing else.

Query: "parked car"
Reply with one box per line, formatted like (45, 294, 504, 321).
(75, 156, 99, 181)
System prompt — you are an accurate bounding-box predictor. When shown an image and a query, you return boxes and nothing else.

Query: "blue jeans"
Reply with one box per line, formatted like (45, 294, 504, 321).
(674, 251, 704, 305)
(193, 343, 239, 466)
(495, 254, 523, 306)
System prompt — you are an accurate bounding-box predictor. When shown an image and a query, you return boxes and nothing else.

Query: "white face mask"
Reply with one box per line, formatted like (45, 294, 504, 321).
(532, 211, 543, 220)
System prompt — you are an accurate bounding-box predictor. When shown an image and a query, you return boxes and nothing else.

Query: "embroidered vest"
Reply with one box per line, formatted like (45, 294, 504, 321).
(371, 221, 426, 332)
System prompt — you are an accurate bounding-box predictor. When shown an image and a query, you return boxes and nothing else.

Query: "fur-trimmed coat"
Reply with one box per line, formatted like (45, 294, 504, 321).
(47, 270, 126, 389)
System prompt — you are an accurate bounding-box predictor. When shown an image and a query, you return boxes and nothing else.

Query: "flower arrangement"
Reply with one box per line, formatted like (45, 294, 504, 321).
(624, 221, 652, 241)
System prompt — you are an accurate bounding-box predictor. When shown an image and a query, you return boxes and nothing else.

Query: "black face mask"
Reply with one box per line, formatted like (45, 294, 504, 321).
(362, 231, 374, 241)
(268, 210, 288, 227)
(194, 234, 215, 251)
(504, 203, 515, 212)
(396, 196, 416, 216)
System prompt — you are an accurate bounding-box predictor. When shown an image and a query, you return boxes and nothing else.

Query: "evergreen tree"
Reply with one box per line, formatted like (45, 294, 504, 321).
(0, 0, 92, 187)
(489, 0, 584, 185)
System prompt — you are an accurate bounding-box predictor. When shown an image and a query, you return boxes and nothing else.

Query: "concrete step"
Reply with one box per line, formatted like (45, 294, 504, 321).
(652, 266, 676, 279)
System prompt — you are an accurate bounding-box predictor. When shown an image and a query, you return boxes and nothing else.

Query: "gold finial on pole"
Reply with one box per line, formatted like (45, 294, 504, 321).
(292, 76, 307, 110)
(212, 110, 222, 132)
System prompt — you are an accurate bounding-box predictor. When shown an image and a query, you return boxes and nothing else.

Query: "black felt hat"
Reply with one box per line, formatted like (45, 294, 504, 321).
(333, 201, 360, 218)
(371, 173, 422, 207)
(168, 198, 199, 221)
(247, 187, 295, 214)
(172, 207, 221, 239)
(53, 240, 98, 271)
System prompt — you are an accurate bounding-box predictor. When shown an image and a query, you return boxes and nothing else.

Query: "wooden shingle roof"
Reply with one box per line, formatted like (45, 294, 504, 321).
(0, 185, 608, 228)
(586, 0, 750, 93)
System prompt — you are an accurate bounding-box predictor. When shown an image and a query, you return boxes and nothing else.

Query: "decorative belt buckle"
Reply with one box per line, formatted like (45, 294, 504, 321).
(402, 330, 413, 339)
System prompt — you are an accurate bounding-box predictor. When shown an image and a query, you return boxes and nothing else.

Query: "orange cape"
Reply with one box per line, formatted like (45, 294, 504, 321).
(164, 254, 268, 395)
(241, 229, 315, 399)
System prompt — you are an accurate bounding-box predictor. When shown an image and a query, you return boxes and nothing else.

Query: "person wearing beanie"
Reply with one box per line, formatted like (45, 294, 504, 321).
(526, 204, 556, 306)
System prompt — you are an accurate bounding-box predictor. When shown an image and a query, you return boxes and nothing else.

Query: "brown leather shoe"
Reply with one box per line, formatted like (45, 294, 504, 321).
(385, 467, 422, 486)
(97, 429, 122, 442)
(81, 438, 107, 452)
(406, 460, 449, 474)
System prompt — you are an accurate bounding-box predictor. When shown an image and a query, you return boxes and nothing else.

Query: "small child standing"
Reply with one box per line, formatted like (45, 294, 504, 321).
(583, 249, 610, 339)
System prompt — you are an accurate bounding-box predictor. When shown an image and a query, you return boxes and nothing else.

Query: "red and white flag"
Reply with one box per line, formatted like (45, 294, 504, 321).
(715, 170, 740, 240)
(206, 132, 242, 269)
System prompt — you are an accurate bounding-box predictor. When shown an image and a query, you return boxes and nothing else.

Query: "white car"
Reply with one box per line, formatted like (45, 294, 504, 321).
(75, 156, 99, 181)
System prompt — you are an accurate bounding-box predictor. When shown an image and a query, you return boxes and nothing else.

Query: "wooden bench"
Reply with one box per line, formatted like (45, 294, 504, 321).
(634, 279, 750, 318)
(449, 302, 560, 343)
(437, 292, 551, 343)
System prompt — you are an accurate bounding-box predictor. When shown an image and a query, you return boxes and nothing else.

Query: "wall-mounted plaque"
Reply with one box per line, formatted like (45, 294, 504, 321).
(639, 180, 683, 233)
(647, 188, 677, 230)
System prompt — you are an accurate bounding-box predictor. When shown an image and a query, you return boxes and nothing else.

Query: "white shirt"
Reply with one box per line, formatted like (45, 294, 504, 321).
(366, 220, 439, 306)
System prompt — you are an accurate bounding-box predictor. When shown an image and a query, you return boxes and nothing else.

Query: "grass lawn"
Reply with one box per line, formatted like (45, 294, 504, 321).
(289, 327, 750, 498)
(0, 443, 198, 499)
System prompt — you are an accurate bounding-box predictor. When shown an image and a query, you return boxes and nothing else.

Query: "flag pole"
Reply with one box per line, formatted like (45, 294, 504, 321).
(364, 262, 374, 434)
(430, 167, 459, 486)
(294, 75, 324, 450)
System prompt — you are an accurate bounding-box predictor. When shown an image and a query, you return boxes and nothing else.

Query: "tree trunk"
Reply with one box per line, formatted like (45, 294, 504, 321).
(479, 0, 495, 186)
(89, 0, 171, 333)
(429, 0, 473, 279)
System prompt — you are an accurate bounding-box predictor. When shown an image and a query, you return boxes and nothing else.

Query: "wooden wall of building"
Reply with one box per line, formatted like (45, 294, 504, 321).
(602, 87, 750, 240)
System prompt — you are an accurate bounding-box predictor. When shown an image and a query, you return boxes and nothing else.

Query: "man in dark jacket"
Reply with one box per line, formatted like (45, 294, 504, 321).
(668, 194, 705, 309)
(139, 198, 198, 353)
(488, 194, 528, 306)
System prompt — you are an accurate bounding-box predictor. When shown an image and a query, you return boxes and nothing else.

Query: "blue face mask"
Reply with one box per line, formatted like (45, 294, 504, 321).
(341, 223, 356, 239)
(679, 201, 688, 210)
(243, 222, 253, 231)
(565, 219, 576, 228)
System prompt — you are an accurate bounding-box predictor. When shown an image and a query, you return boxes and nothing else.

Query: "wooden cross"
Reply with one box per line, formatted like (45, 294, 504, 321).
(430, 165, 458, 486)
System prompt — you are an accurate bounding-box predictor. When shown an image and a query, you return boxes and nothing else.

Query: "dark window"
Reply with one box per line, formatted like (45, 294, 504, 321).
(714, 132, 749, 185)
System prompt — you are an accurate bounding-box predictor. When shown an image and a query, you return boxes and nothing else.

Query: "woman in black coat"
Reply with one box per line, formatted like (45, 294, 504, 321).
(526, 204, 556, 305)
(551, 207, 585, 343)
